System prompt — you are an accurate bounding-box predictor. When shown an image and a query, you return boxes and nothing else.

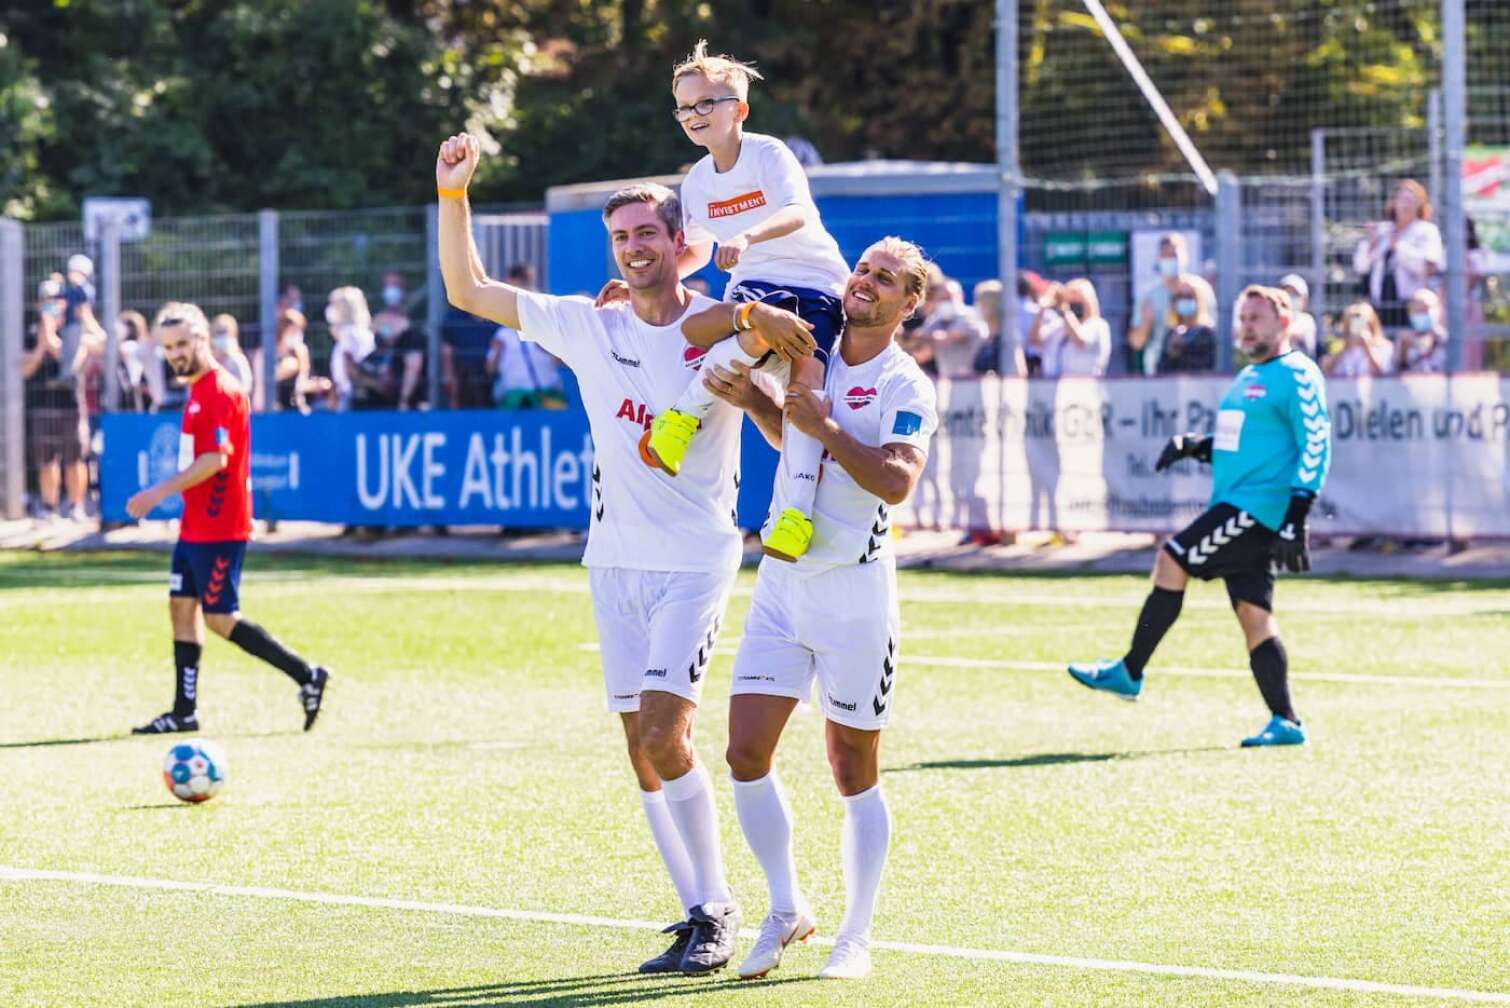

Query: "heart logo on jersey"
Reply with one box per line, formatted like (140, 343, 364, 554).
(844, 386, 878, 410)
(682, 345, 708, 371)
(1244, 383, 1266, 400)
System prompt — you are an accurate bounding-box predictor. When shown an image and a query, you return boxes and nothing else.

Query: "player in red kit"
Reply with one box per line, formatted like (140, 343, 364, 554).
(128, 303, 330, 734)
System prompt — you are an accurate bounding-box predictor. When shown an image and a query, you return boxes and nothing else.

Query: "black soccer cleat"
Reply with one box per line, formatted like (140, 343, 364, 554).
(639, 919, 694, 974)
(132, 711, 199, 735)
(299, 666, 331, 731)
(680, 902, 741, 975)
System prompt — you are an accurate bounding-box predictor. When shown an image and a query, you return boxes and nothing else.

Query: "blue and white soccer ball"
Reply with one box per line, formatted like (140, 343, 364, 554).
(161, 739, 228, 803)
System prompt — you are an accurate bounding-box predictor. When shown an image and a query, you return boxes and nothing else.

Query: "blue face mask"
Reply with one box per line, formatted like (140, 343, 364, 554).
(1175, 297, 1198, 318)
(382, 285, 403, 307)
(1408, 313, 1433, 333)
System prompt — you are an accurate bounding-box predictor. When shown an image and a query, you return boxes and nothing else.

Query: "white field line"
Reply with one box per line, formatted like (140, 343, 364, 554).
(1, 866, 1505, 1003)
(12, 566, 1510, 618)
(574, 643, 1509, 690)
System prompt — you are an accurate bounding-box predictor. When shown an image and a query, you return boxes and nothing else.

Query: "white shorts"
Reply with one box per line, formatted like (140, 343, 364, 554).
(589, 566, 735, 713)
(730, 557, 901, 730)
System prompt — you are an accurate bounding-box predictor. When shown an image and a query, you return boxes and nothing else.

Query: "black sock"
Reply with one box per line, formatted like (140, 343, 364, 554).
(229, 620, 313, 686)
(1249, 637, 1297, 722)
(173, 640, 201, 717)
(1123, 587, 1184, 680)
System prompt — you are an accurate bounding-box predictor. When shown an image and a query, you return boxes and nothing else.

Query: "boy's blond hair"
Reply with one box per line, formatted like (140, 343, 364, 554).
(671, 40, 764, 99)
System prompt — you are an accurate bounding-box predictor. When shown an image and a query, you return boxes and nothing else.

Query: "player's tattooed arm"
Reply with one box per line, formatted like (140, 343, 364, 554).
(785, 383, 925, 505)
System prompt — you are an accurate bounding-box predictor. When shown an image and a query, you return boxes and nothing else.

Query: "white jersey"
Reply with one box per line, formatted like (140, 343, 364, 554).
(788, 340, 937, 571)
(516, 289, 744, 574)
(680, 132, 851, 296)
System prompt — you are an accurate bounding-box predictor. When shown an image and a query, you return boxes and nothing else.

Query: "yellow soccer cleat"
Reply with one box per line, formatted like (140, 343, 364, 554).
(761, 507, 814, 562)
(641, 409, 699, 476)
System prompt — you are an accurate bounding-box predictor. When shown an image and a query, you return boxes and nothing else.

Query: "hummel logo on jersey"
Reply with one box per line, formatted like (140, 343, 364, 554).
(682, 345, 708, 371)
(187, 402, 202, 415)
(1244, 382, 1267, 400)
(610, 350, 642, 368)
(707, 190, 767, 218)
(844, 386, 878, 410)
(827, 694, 858, 713)
(645, 668, 668, 678)
(615, 398, 655, 431)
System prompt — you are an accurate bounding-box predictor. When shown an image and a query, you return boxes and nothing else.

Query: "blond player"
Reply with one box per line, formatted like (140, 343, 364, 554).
(704, 237, 938, 980)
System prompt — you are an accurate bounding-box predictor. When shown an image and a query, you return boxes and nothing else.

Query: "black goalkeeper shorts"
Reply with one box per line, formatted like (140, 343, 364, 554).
(1163, 504, 1276, 612)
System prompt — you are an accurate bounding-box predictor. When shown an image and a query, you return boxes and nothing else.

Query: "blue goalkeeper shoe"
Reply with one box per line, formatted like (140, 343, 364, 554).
(1240, 715, 1306, 748)
(1067, 658, 1141, 700)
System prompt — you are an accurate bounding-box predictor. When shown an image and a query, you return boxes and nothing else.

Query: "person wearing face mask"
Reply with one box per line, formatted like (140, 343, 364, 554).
(373, 271, 435, 411)
(1129, 233, 1187, 375)
(1397, 289, 1448, 373)
(1353, 179, 1444, 329)
(1032, 278, 1110, 378)
(23, 276, 89, 521)
(1324, 301, 1395, 378)
(324, 287, 377, 411)
(1277, 274, 1319, 359)
(209, 315, 255, 404)
(1156, 275, 1217, 374)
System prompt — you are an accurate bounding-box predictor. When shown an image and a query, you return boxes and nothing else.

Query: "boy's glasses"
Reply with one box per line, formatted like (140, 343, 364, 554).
(672, 96, 739, 122)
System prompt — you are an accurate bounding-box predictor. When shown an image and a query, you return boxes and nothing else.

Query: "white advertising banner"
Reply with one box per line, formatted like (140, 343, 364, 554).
(907, 374, 1510, 537)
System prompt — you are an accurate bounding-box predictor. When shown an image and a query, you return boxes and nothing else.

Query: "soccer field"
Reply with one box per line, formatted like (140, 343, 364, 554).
(1, 551, 1507, 1007)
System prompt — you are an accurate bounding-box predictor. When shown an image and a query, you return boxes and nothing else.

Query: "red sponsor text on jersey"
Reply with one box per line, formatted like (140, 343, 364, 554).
(615, 397, 655, 431)
(844, 386, 878, 410)
(180, 366, 253, 543)
(707, 190, 768, 219)
(682, 345, 708, 371)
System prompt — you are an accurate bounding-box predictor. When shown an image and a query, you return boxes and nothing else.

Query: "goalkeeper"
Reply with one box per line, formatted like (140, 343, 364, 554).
(1067, 285, 1331, 747)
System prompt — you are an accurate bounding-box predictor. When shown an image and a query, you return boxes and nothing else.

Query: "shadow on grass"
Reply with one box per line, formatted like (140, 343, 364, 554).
(0, 735, 129, 750)
(122, 802, 198, 810)
(234, 971, 818, 1007)
(887, 746, 1228, 772)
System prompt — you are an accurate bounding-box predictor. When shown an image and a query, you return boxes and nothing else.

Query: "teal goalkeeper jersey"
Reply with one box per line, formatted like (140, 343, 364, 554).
(1209, 350, 1332, 530)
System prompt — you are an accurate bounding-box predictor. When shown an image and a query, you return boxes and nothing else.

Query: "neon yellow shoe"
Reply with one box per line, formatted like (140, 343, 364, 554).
(641, 409, 699, 476)
(761, 507, 814, 562)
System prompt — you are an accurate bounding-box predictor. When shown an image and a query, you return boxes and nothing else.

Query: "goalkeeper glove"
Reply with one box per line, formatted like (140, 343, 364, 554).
(1154, 433, 1213, 472)
(1272, 493, 1314, 573)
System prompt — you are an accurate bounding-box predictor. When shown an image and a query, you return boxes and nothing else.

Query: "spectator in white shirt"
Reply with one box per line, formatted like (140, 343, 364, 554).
(1030, 278, 1110, 377)
(1353, 179, 1444, 329)
(1324, 301, 1395, 378)
(324, 286, 376, 411)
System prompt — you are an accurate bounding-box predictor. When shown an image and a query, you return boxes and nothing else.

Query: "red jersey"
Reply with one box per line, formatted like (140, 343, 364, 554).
(179, 366, 253, 542)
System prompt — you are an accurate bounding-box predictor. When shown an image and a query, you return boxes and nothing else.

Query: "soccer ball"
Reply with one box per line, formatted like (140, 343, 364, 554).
(161, 738, 228, 803)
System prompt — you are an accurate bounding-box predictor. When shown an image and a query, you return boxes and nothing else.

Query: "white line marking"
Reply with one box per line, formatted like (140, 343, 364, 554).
(1, 866, 1504, 1003)
(573, 643, 1508, 690)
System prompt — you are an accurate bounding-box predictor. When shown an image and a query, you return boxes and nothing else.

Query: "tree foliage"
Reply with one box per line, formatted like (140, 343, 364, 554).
(0, 0, 1492, 220)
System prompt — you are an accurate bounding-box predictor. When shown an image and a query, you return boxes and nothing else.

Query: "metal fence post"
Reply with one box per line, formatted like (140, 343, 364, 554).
(995, 0, 1020, 372)
(425, 203, 443, 408)
(1214, 170, 1242, 372)
(0, 218, 23, 518)
(259, 210, 279, 410)
(1440, 0, 1467, 374)
(101, 217, 122, 411)
(1309, 129, 1327, 322)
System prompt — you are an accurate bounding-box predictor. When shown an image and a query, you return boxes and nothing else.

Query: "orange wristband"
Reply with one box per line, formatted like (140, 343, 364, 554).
(437, 187, 467, 200)
(735, 301, 757, 331)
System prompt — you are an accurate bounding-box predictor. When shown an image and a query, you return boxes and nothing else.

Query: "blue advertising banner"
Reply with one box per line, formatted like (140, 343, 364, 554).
(101, 410, 780, 530)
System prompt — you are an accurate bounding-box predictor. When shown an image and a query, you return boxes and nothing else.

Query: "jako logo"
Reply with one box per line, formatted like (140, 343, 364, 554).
(616, 398, 655, 431)
(844, 386, 878, 410)
(682, 345, 708, 371)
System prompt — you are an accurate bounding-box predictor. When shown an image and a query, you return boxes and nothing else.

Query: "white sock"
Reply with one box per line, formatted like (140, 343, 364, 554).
(640, 789, 698, 915)
(661, 762, 733, 907)
(775, 406, 825, 517)
(674, 336, 763, 421)
(732, 772, 803, 916)
(836, 783, 890, 945)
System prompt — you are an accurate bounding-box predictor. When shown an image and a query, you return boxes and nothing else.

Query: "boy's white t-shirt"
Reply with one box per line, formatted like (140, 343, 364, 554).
(680, 132, 851, 296)
(514, 289, 744, 574)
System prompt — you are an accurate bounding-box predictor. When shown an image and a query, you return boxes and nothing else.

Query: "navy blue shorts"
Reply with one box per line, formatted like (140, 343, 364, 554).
(170, 540, 247, 614)
(729, 280, 844, 367)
